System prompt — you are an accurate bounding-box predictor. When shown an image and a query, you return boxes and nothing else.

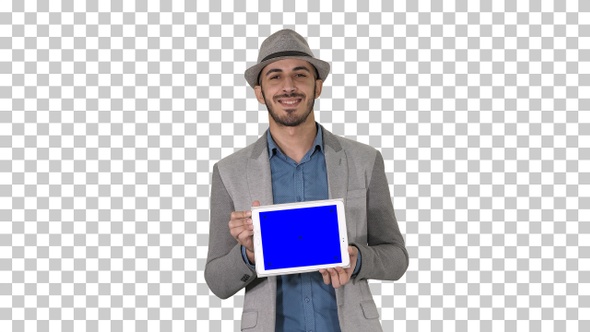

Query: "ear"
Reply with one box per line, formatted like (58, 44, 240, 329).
(314, 79, 323, 99)
(254, 85, 265, 104)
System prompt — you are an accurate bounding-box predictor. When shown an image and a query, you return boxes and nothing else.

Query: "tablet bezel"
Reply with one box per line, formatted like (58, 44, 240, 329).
(251, 198, 350, 277)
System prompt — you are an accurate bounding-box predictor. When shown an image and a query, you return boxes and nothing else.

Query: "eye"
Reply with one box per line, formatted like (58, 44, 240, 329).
(295, 73, 307, 78)
(269, 75, 280, 80)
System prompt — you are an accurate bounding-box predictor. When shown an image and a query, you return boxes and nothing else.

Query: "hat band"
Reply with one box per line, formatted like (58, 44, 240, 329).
(261, 51, 311, 62)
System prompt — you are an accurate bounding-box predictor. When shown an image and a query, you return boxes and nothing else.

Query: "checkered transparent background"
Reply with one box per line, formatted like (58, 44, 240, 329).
(1, 1, 589, 331)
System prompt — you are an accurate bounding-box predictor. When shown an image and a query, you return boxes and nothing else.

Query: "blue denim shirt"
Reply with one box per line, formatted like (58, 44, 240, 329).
(242, 125, 361, 332)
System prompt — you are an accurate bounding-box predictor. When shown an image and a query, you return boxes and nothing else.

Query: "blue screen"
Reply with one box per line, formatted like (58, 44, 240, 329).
(259, 205, 342, 270)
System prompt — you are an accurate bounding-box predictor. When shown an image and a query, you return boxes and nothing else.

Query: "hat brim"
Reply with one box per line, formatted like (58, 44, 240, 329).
(244, 56, 330, 88)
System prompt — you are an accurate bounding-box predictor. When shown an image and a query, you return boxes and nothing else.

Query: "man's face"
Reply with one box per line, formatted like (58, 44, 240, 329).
(254, 58, 323, 127)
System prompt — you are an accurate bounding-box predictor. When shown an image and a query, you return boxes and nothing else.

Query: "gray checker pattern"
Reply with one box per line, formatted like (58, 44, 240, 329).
(1, 0, 589, 331)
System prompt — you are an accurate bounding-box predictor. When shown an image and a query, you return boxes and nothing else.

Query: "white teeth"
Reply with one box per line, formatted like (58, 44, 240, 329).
(280, 99, 300, 105)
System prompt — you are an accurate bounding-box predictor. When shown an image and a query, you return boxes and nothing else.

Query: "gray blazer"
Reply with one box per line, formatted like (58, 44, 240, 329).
(205, 126, 409, 331)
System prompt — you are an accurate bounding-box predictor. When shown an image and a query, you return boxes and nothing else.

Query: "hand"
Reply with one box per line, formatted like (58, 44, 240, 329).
(228, 200, 260, 263)
(319, 246, 359, 288)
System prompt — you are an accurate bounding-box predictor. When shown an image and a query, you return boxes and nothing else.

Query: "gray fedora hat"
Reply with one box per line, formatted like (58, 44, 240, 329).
(244, 29, 330, 88)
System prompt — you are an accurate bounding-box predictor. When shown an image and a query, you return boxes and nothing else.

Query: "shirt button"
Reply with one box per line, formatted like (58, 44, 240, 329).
(305, 297, 310, 303)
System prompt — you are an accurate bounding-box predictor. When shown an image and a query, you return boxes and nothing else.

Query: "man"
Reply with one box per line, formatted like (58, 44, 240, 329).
(205, 29, 409, 332)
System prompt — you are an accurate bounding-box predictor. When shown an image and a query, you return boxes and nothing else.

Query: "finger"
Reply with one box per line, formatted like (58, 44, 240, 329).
(252, 200, 260, 207)
(236, 228, 253, 241)
(228, 222, 242, 240)
(328, 268, 341, 288)
(228, 217, 253, 231)
(230, 210, 252, 220)
(319, 269, 331, 285)
(236, 229, 254, 249)
(335, 267, 349, 286)
(228, 218, 250, 238)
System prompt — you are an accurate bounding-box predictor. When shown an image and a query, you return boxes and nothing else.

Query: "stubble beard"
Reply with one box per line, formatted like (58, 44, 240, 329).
(262, 85, 316, 127)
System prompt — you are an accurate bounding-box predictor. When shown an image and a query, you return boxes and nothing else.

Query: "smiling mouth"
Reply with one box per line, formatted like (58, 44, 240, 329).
(277, 98, 302, 107)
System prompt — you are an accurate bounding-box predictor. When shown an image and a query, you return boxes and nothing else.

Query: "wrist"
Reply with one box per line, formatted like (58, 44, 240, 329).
(246, 248, 255, 264)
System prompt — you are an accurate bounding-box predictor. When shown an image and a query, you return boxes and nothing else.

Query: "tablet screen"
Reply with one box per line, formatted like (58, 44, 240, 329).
(259, 205, 342, 270)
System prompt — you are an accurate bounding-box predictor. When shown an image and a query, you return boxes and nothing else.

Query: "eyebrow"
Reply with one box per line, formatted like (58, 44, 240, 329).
(264, 66, 312, 77)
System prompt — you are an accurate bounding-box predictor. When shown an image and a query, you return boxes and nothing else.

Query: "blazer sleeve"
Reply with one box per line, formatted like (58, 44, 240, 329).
(204, 163, 257, 299)
(351, 151, 409, 282)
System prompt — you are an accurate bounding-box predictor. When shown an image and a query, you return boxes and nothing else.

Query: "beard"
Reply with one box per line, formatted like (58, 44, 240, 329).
(261, 86, 316, 127)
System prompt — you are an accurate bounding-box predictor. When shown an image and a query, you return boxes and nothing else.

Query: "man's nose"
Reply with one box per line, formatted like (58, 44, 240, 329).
(281, 76, 296, 93)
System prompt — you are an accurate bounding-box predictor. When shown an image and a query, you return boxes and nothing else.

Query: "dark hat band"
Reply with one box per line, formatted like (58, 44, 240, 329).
(261, 51, 311, 62)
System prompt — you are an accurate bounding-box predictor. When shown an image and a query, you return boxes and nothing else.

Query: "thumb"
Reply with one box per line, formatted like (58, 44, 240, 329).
(252, 200, 261, 207)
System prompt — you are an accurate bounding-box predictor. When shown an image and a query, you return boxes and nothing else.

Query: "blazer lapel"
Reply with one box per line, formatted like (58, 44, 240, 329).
(322, 127, 348, 309)
(247, 133, 274, 206)
(322, 126, 348, 200)
(246, 132, 277, 305)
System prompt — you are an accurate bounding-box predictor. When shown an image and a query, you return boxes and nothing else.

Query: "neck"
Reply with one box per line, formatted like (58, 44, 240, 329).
(269, 118, 317, 164)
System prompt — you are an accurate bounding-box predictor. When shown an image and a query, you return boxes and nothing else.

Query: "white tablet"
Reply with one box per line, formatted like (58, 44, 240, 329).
(251, 199, 350, 277)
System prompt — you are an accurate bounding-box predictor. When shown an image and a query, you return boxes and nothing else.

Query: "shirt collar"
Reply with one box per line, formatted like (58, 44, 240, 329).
(267, 123, 324, 159)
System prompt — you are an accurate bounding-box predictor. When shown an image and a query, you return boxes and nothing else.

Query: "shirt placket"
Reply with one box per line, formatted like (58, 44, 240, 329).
(297, 162, 315, 331)
(295, 163, 304, 202)
(302, 273, 315, 332)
